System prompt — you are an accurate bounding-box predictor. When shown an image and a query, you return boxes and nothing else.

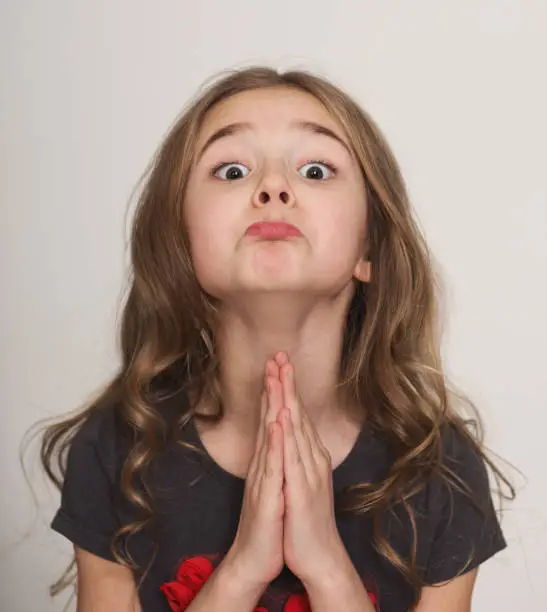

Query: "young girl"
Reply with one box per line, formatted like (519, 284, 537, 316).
(42, 66, 513, 611)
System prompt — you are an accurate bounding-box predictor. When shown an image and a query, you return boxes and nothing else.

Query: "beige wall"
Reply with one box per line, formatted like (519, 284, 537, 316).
(2, 1, 545, 609)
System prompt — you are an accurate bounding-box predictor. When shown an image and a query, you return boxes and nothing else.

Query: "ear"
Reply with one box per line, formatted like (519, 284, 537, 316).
(353, 259, 371, 283)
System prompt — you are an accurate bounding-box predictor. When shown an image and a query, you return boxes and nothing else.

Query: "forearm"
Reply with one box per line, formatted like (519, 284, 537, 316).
(303, 546, 376, 612)
(186, 555, 266, 612)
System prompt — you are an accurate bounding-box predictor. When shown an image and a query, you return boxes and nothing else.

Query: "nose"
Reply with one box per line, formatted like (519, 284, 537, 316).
(251, 168, 296, 208)
(256, 190, 292, 205)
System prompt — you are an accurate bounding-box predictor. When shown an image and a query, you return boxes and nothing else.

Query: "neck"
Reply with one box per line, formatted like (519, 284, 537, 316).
(208, 289, 357, 436)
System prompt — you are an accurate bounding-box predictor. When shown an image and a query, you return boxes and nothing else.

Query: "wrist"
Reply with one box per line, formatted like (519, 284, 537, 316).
(300, 538, 355, 593)
(303, 550, 376, 612)
(218, 549, 269, 600)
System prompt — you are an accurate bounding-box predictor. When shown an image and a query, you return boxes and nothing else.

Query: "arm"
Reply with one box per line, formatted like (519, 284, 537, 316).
(302, 543, 376, 612)
(184, 552, 266, 611)
(75, 547, 142, 612)
(305, 565, 477, 612)
(415, 569, 477, 612)
(75, 546, 268, 612)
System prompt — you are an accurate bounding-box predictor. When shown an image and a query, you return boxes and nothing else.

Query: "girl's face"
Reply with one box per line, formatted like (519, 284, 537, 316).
(185, 86, 370, 302)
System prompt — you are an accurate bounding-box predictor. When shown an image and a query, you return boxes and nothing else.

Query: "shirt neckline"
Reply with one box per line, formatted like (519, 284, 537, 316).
(186, 415, 369, 489)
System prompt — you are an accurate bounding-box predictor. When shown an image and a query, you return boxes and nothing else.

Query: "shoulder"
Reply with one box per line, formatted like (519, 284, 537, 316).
(377, 420, 506, 585)
(439, 420, 483, 464)
(417, 420, 501, 534)
(422, 421, 507, 583)
(51, 385, 191, 560)
(63, 403, 126, 493)
(51, 402, 126, 560)
(68, 384, 189, 463)
(73, 403, 119, 447)
(433, 421, 493, 509)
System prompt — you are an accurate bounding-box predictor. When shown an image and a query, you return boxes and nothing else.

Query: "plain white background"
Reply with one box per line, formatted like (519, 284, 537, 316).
(1, 1, 545, 610)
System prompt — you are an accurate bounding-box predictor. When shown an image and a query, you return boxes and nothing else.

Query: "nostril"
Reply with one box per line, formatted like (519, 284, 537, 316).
(259, 192, 270, 204)
(280, 191, 289, 204)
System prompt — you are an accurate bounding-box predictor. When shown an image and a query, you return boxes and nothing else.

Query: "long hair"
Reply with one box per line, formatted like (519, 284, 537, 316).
(35, 66, 514, 604)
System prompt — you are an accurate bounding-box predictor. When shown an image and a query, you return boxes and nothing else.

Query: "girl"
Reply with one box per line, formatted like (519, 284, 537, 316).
(41, 67, 513, 611)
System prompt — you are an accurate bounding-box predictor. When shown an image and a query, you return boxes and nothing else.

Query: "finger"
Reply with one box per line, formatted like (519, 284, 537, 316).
(259, 360, 278, 445)
(246, 389, 268, 482)
(255, 375, 283, 485)
(266, 358, 280, 381)
(264, 421, 283, 486)
(266, 374, 284, 423)
(280, 363, 316, 478)
(248, 358, 275, 484)
(280, 408, 307, 488)
(301, 410, 331, 470)
(254, 380, 273, 485)
(274, 351, 289, 367)
(280, 363, 302, 426)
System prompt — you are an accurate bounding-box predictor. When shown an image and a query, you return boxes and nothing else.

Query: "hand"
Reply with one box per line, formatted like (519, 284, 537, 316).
(274, 353, 347, 588)
(224, 360, 285, 592)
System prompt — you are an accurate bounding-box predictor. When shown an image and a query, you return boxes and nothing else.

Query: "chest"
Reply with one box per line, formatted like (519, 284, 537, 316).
(131, 478, 417, 612)
(123, 426, 429, 611)
(195, 416, 364, 480)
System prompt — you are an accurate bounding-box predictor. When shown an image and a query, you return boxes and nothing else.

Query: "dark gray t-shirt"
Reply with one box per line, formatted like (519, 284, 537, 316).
(51, 392, 506, 611)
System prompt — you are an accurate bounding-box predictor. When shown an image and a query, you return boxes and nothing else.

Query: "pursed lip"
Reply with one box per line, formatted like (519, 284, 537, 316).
(245, 221, 302, 239)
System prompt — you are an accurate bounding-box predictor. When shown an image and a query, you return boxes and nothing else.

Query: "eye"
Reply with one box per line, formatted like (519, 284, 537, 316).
(298, 161, 337, 180)
(212, 162, 250, 181)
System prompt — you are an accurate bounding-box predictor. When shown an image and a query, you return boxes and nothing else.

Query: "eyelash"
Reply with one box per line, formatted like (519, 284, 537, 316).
(210, 159, 338, 177)
(304, 159, 338, 176)
(210, 160, 246, 176)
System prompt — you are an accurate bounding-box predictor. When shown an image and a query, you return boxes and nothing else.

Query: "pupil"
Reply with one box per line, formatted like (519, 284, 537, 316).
(227, 166, 242, 179)
(307, 165, 323, 179)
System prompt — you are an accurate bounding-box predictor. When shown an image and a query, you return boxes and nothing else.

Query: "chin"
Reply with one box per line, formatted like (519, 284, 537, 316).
(239, 273, 306, 294)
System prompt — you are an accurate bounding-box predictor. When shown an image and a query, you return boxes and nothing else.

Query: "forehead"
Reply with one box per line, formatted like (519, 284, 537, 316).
(198, 86, 343, 141)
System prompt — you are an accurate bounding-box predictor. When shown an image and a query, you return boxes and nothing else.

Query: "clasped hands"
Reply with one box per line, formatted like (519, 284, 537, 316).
(228, 351, 348, 593)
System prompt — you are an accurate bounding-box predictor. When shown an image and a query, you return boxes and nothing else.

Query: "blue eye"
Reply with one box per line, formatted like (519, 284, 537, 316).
(298, 161, 336, 180)
(213, 162, 250, 181)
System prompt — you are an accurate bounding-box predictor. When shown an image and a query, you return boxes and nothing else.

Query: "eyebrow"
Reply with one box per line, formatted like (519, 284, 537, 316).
(196, 119, 352, 162)
(295, 120, 352, 157)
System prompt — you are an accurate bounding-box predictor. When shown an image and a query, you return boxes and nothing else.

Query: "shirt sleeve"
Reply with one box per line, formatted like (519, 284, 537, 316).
(424, 424, 507, 584)
(50, 407, 121, 562)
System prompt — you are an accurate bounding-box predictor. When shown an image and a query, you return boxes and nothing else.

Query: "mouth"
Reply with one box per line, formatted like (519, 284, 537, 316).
(245, 221, 302, 240)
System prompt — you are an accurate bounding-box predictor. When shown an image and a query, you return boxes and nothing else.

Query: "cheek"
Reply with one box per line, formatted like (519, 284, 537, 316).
(316, 196, 367, 261)
(183, 190, 242, 290)
(186, 217, 226, 287)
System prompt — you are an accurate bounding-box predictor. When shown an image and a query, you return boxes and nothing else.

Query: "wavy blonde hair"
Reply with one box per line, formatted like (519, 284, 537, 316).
(35, 66, 514, 606)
